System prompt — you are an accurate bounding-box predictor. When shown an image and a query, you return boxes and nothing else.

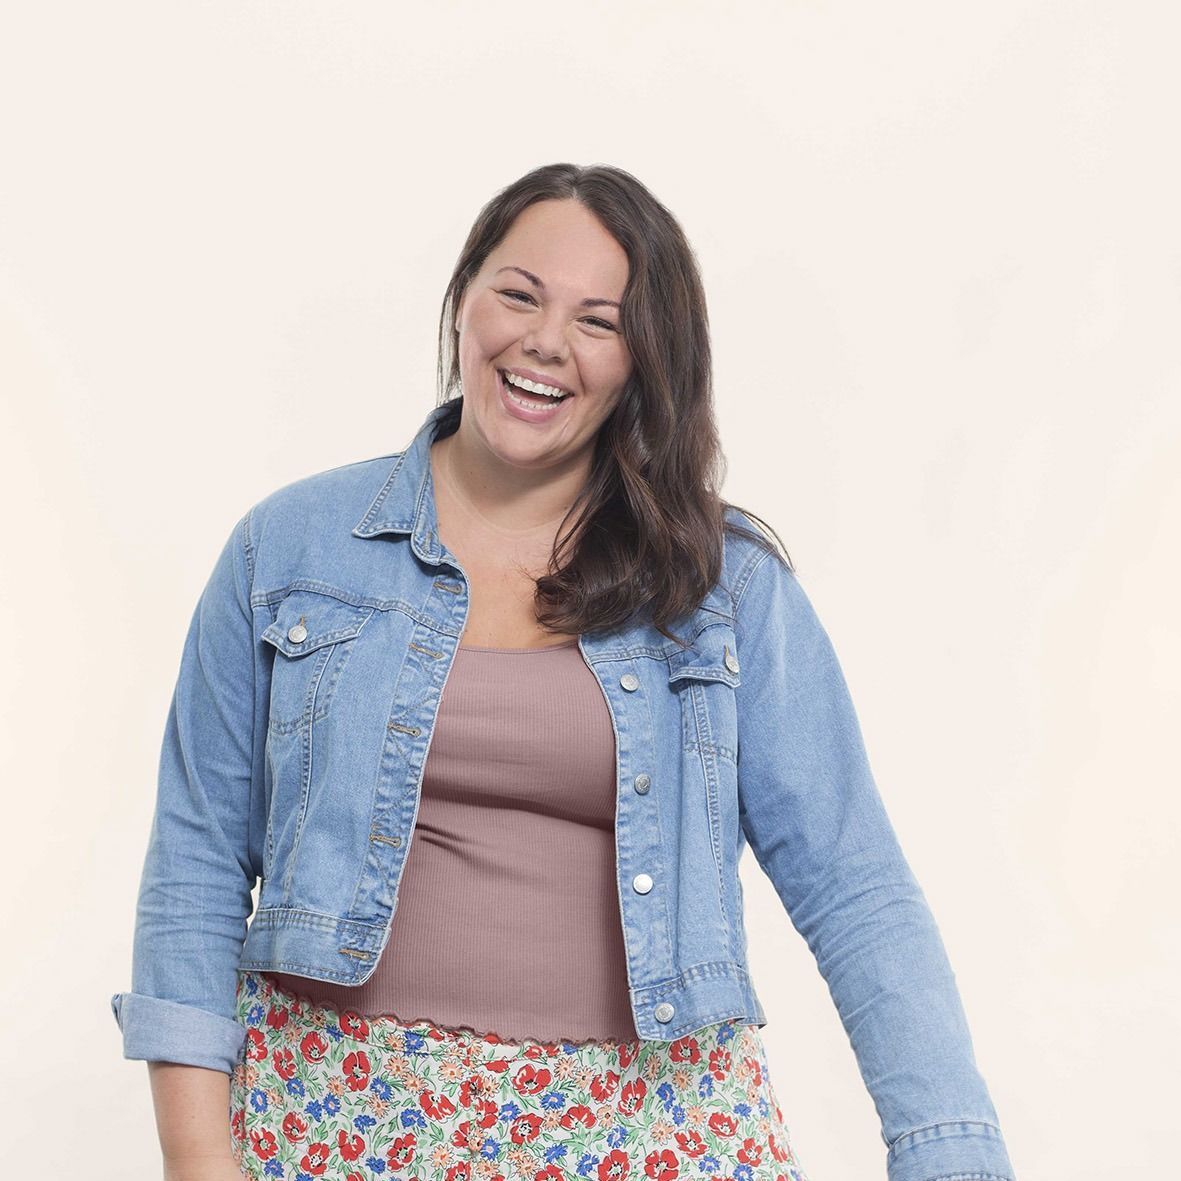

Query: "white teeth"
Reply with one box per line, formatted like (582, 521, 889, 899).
(504, 384, 564, 412)
(502, 370, 568, 399)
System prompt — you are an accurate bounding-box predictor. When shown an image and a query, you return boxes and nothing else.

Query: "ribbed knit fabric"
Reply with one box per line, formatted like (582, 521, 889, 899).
(263, 638, 638, 1044)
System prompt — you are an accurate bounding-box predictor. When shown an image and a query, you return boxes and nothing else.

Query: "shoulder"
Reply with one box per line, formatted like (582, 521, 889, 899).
(245, 451, 403, 542)
(720, 505, 825, 644)
(721, 505, 794, 602)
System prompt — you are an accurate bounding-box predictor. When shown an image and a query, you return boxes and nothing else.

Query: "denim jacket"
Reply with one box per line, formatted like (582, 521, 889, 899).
(111, 397, 1015, 1181)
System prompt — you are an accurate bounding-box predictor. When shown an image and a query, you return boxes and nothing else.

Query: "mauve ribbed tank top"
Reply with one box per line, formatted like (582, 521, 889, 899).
(263, 638, 638, 1044)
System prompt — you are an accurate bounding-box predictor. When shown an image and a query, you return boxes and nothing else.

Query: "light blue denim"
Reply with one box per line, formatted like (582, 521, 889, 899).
(111, 396, 1015, 1181)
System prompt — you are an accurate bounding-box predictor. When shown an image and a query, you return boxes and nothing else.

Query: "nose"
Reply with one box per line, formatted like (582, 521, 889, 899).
(522, 307, 569, 366)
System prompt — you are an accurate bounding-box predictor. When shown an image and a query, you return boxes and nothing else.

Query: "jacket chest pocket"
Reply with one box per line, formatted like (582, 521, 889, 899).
(260, 589, 376, 733)
(666, 620, 742, 933)
(667, 621, 742, 762)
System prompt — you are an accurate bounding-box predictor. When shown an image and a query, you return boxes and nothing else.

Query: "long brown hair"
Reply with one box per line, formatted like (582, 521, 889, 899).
(434, 162, 793, 645)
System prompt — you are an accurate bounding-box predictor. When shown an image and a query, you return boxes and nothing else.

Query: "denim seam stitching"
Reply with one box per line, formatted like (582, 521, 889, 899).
(887, 1119, 1003, 1151)
(926, 1175, 1011, 1181)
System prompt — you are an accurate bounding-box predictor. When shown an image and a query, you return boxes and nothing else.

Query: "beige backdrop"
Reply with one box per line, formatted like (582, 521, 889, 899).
(2, 3, 1177, 1178)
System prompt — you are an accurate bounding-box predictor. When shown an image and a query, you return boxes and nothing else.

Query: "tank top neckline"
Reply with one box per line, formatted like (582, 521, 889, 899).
(458, 638, 580, 654)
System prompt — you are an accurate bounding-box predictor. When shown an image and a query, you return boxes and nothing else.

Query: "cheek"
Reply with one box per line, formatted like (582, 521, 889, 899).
(581, 340, 631, 387)
(589, 357, 632, 404)
(461, 300, 518, 357)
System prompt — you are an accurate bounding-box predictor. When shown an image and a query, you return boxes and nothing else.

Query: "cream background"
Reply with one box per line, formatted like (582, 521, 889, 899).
(1, 3, 1177, 1178)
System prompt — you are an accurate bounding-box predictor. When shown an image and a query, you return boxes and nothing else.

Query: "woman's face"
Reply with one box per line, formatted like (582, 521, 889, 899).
(453, 198, 633, 471)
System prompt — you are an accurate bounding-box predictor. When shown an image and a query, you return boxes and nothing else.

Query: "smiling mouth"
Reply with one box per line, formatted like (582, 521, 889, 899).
(498, 369, 573, 405)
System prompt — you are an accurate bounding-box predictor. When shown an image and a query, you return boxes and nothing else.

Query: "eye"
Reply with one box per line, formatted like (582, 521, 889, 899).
(499, 289, 619, 334)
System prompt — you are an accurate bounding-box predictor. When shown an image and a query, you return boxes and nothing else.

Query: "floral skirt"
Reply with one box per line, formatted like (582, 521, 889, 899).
(229, 968, 812, 1181)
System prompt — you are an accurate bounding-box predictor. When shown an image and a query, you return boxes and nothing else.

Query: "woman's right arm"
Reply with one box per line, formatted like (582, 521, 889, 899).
(110, 510, 267, 1166)
(149, 1062, 243, 1180)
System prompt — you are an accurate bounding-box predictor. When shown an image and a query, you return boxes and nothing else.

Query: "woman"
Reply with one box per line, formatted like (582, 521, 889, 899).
(112, 163, 1016, 1181)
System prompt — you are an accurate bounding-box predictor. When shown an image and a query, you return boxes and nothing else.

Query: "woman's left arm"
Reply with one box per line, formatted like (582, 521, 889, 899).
(732, 547, 1017, 1181)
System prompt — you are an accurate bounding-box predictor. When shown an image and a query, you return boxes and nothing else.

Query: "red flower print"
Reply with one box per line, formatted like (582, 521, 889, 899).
(560, 1104, 597, 1130)
(300, 1029, 329, 1063)
(300, 1142, 331, 1175)
(470, 1096, 499, 1129)
(245, 1028, 267, 1061)
(617, 1077, 647, 1117)
(420, 1089, 458, 1120)
(707, 1045, 732, 1080)
(339, 1009, 369, 1039)
(386, 1131, 418, 1170)
(511, 1062, 552, 1096)
(673, 1129, 707, 1158)
(337, 1128, 366, 1161)
(265, 1004, 290, 1032)
(249, 1127, 279, 1160)
(342, 1048, 371, 1091)
(643, 1147, 680, 1179)
(509, 1112, 544, 1144)
(597, 1147, 631, 1180)
(231, 972, 790, 1181)
(589, 1069, 621, 1102)
(450, 1118, 483, 1154)
(280, 1111, 309, 1143)
(272, 1046, 298, 1080)
(707, 1111, 739, 1139)
(459, 1074, 487, 1107)
(768, 1131, 791, 1162)
(737, 1137, 763, 1167)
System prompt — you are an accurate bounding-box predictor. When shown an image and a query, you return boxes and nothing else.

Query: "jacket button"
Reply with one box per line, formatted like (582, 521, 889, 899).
(620, 673, 640, 691)
(288, 622, 308, 644)
(724, 644, 739, 673)
(654, 1001, 675, 1023)
(632, 872, 653, 894)
(634, 773, 651, 794)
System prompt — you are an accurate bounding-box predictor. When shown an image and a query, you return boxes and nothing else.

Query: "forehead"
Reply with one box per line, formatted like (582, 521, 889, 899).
(486, 199, 629, 292)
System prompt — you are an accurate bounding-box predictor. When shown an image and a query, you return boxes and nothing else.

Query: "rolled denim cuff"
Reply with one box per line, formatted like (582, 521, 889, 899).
(110, 990, 246, 1075)
(885, 1119, 1015, 1181)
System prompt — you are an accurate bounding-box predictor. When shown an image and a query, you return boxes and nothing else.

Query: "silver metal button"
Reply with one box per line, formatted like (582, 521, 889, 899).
(620, 673, 640, 691)
(287, 619, 308, 644)
(634, 773, 651, 794)
(632, 872, 653, 894)
(724, 644, 739, 674)
(654, 1001, 675, 1023)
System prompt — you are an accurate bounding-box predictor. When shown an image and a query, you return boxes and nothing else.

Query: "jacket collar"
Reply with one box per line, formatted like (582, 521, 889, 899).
(351, 397, 460, 565)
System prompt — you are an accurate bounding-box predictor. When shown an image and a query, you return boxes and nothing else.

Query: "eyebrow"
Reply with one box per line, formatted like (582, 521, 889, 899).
(494, 265, 621, 309)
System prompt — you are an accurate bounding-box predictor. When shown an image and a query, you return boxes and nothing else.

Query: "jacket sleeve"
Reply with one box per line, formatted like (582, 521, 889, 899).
(733, 546, 1016, 1181)
(109, 510, 260, 1074)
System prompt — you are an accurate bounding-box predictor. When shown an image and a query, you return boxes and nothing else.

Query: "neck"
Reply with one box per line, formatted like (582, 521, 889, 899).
(432, 429, 590, 539)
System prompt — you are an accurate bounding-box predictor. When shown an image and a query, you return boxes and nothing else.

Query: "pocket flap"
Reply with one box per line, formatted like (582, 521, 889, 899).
(261, 590, 375, 658)
(667, 626, 741, 687)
